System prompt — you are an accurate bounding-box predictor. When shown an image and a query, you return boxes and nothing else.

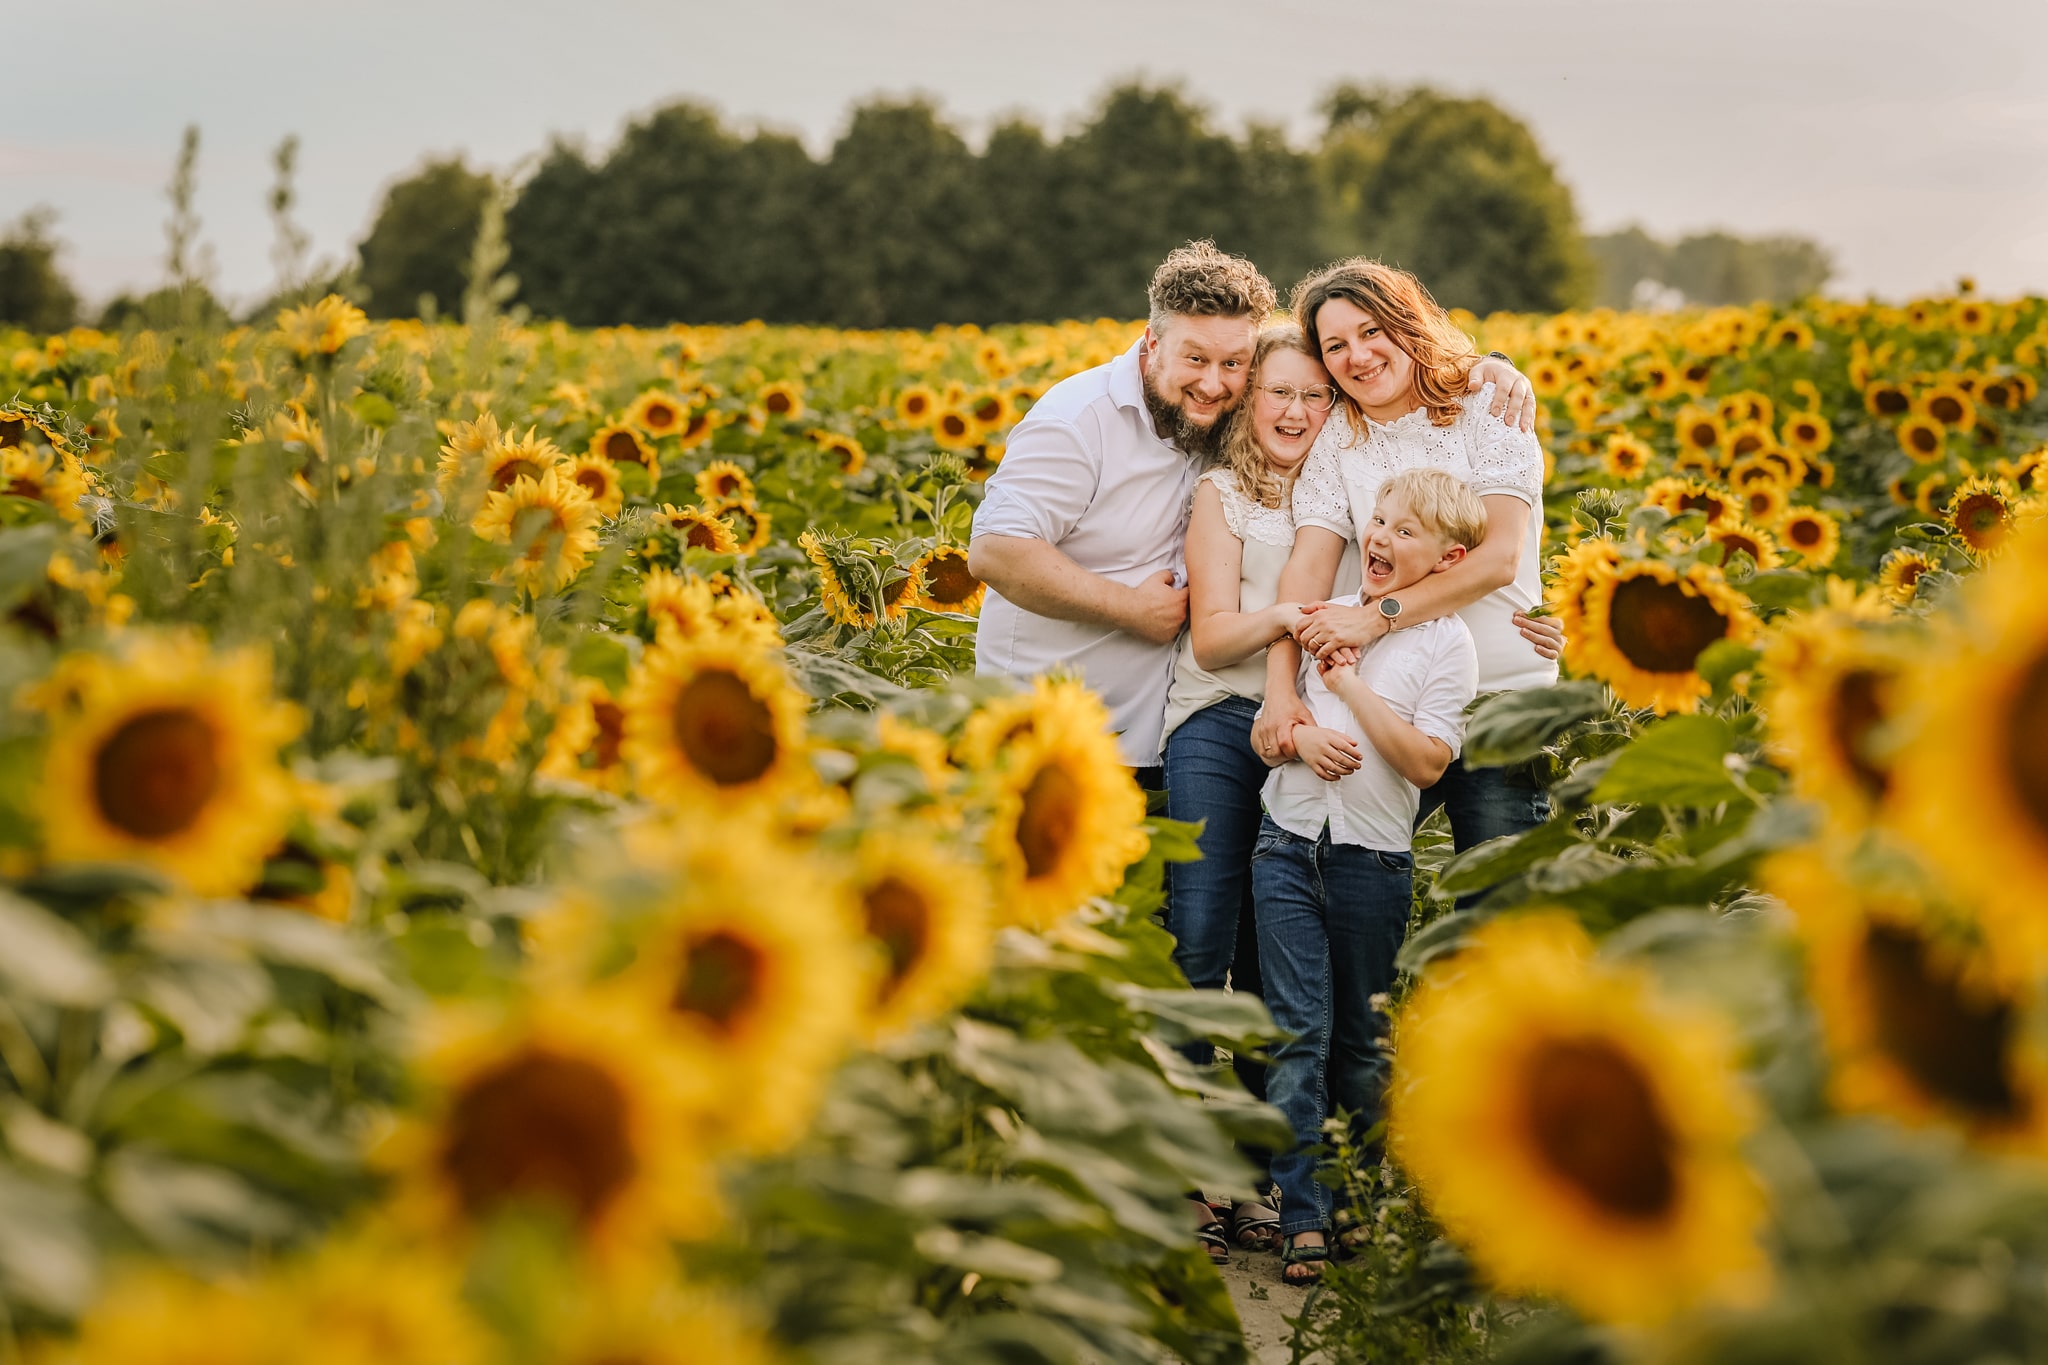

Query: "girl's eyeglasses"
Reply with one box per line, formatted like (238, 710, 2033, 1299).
(1257, 383, 1337, 413)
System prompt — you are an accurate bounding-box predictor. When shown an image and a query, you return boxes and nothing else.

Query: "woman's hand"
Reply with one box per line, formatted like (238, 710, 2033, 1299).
(1514, 610, 1565, 662)
(1251, 693, 1311, 766)
(1294, 600, 1389, 660)
(1268, 600, 1307, 641)
(1293, 725, 1364, 782)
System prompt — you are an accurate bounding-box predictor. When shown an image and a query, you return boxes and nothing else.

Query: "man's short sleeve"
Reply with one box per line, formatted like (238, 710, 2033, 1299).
(1291, 424, 1355, 538)
(970, 415, 1099, 545)
(1410, 624, 1480, 757)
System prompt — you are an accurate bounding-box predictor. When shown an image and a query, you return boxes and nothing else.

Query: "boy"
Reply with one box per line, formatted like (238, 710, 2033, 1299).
(1252, 467, 1486, 1282)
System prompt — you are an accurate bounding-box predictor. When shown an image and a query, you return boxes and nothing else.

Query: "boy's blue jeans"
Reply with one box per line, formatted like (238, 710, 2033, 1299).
(1250, 815, 1413, 1236)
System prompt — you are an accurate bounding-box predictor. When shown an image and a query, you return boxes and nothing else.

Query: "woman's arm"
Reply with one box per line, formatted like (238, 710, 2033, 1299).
(1250, 526, 1349, 761)
(1323, 665, 1454, 788)
(1186, 483, 1300, 671)
(1295, 493, 1530, 660)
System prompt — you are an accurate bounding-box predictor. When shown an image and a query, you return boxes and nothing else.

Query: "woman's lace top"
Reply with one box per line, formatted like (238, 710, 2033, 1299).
(1292, 383, 1543, 537)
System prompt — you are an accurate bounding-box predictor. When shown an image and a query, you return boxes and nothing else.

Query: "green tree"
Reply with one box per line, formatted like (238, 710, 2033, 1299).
(505, 142, 603, 323)
(1588, 226, 1835, 307)
(0, 208, 81, 332)
(814, 99, 983, 328)
(1585, 226, 1674, 307)
(358, 158, 494, 318)
(1317, 85, 1592, 315)
(961, 119, 1063, 323)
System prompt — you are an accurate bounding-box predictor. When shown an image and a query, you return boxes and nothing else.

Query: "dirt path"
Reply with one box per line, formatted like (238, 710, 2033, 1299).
(1218, 1246, 1317, 1364)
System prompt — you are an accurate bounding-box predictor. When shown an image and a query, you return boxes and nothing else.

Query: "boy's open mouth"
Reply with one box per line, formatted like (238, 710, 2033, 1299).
(1367, 550, 1394, 580)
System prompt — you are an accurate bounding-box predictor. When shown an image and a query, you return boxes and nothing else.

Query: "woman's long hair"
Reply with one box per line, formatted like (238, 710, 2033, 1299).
(1290, 258, 1477, 430)
(1216, 322, 1320, 510)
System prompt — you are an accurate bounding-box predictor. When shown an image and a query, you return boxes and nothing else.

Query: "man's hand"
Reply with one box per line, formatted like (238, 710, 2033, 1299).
(1119, 570, 1188, 645)
(1469, 356, 1536, 433)
(1514, 610, 1565, 661)
(1294, 725, 1364, 782)
(1251, 692, 1311, 765)
(1295, 600, 1389, 660)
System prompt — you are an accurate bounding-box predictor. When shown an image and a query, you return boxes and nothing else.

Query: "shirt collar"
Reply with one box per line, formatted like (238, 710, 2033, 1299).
(1109, 338, 1150, 418)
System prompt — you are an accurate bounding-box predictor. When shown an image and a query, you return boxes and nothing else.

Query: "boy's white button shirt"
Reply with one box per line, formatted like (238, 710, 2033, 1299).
(1261, 594, 1480, 852)
(971, 340, 1195, 767)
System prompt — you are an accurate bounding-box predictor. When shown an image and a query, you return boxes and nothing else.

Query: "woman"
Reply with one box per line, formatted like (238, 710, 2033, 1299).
(1253, 259, 1560, 853)
(1163, 323, 1358, 1261)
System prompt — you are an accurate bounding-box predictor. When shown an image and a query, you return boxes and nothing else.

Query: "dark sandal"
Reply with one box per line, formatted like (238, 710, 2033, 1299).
(1281, 1235, 1330, 1285)
(1230, 1197, 1282, 1253)
(1190, 1197, 1230, 1264)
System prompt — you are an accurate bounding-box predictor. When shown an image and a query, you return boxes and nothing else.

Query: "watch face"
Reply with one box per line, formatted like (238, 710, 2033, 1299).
(1380, 597, 1401, 619)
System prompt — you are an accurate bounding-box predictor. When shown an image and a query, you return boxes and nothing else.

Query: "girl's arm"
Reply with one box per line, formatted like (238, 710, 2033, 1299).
(1322, 665, 1454, 788)
(1295, 493, 1531, 660)
(1186, 482, 1301, 672)
(1250, 525, 1349, 761)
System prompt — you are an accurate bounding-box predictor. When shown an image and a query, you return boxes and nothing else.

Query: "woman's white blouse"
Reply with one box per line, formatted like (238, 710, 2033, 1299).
(1291, 383, 1558, 693)
(1161, 467, 1359, 741)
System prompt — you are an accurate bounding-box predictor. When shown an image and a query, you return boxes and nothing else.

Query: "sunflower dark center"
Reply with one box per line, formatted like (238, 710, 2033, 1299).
(590, 699, 625, 769)
(2004, 650, 2048, 842)
(1687, 422, 1717, 448)
(643, 403, 677, 428)
(1875, 389, 1910, 415)
(1861, 922, 2018, 1119)
(492, 458, 545, 490)
(924, 552, 981, 606)
(603, 431, 646, 464)
(0, 418, 21, 447)
(94, 707, 222, 839)
(671, 668, 777, 785)
(1017, 761, 1082, 880)
(1788, 518, 1823, 548)
(671, 929, 766, 1031)
(573, 468, 609, 498)
(973, 399, 1002, 422)
(511, 505, 567, 558)
(1677, 492, 1728, 521)
(1828, 668, 1892, 798)
(440, 1048, 637, 1229)
(1607, 575, 1730, 674)
(684, 519, 723, 550)
(5, 476, 43, 500)
(1955, 495, 2007, 546)
(1524, 1038, 1678, 1220)
(863, 876, 932, 995)
(1929, 395, 1966, 424)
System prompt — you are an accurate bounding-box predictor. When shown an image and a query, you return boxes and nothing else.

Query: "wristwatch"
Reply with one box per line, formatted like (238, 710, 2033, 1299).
(1378, 597, 1402, 621)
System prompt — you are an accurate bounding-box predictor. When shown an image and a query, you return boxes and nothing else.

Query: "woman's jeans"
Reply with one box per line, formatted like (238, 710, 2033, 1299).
(1250, 816, 1413, 1236)
(1417, 753, 1551, 851)
(1163, 697, 1267, 1099)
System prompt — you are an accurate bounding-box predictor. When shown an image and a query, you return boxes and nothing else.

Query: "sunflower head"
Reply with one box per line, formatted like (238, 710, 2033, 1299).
(1599, 434, 1653, 482)
(621, 631, 808, 810)
(1945, 476, 2019, 558)
(626, 389, 689, 438)
(590, 421, 657, 475)
(695, 459, 754, 505)
(471, 467, 602, 594)
(1777, 507, 1841, 568)
(712, 498, 772, 556)
(1877, 547, 1940, 605)
(274, 294, 369, 361)
(655, 502, 740, 556)
(1642, 476, 1738, 531)
(931, 408, 977, 450)
(562, 450, 625, 517)
(912, 544, 986, 615)
(1568, 557, 1760, 714)
(848, 831, 993, 1039)
(894, 385, 938, 427)
(1864, 382, 1912, 418)
(1918, 383, 1977, 431)
(1897, 414, 1947, 463)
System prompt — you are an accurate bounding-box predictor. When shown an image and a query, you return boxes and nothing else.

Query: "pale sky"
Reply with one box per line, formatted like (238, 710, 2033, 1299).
(6, 0, 2045, 309)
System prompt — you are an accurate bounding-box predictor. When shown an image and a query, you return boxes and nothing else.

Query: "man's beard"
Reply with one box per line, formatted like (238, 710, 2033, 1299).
(1144, 376, 1232, 462)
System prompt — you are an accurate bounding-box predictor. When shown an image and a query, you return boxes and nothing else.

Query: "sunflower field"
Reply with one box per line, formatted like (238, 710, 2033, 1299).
(0, 280, 2045, 1365)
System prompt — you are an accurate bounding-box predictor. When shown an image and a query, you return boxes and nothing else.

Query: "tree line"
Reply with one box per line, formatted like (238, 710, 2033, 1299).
(1, 83, 1835, 332)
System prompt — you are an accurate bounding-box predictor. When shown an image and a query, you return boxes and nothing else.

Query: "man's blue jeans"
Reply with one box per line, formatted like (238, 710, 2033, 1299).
(1250, 816, 1413, 1236)
(1417, 754, 1550, 851)
(1163, 697, 1266, 1098)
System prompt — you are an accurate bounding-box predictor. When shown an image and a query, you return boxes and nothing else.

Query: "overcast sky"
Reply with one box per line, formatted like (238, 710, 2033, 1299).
(6, 0, 2044, 308)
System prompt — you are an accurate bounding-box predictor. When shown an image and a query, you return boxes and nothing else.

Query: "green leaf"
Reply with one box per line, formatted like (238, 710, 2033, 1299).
(1434, 816, 1587, 897)
(0, 890, 113, 1006)
(1740, 569, 1819, 610)
(567, 630, 634, 691)
(1461, 681, 1608, 767)
(1590, 716, 1753, 808)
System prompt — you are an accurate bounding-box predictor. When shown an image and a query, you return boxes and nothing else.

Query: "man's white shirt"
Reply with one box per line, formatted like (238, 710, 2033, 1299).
(971, 340, 1194, 766)
(1262, 595, 1479, 852)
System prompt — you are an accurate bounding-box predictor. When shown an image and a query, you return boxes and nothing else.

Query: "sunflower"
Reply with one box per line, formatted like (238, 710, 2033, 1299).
(1770, 850, 2048, 1153)
(800, 529, 878, 629)
(1777, 507, 1842, 568)
(1913, 472, 1954, 518)
(1890, 525, 2048, 972)
(1, 444, 91, 521)
(434, 411, 503, 493)
(380, 994, 706, 1256)
(1946, 476, 2019, 558)
(814, 429, 867, 477)
(894, 385, 939, 427)
(30, 632, 302, 895)
(755, 380, 805, 423)
(638, 567, 781, 650)
(532, 1277, 773, 1365)
(911, 544, 986, 615)
(1759, 616, 1910, 830)
(1863, 381, 1912, 418)
(540, 678, 632, 794)
(1544, 537, 1625, 645)
(695, 459, 754, 505)
(655, 502, 741, 555)
(1570, 557, 1760, 713)
(248, 836, 356, 923)
(1718, 391, 1773, 427)
(562, 451, 624, 516)
(847, 830, 994, 1039)
(1878, 547, 1941, 605)
(1916, 382, 1977, 431)
(1599, 433, 1654, 482)
(1391, 913, 1767, 1326)
(596, 816, 868, 1152)
(625, 389, 689, 438)
(1671, 448, 1718, 478)
(472, 468, 602, 594)
(589, 421, 658, 478)
(1642, 476, 1738, 529)
(1779, 411, 1832, 456)
(968, 677, 1149, 929)
(676, 407, 720, 450)
(1709, 521, 1781, 571)
(713, 499, 773, 556)
(245, 1231, 485, 1365)
(274, 294, 369, 361)
(621, 631, 809, 809)
(1740, 481, 1789, 526)
(1769, 317, 1814, 350)
(1721, 421, 1772, 462)
(0, 403, 72, 452)
(57, 1268, 275, 1365)
(1802, 456, 1836, 490)
(1723, 454, 1781, 489)
(480, 427, 566, 493)
(931, 407, 978, 450)
(966, 389, 1012, 434)
(1529, 357, 1567, 397)
(1672, 405, 1725, 457)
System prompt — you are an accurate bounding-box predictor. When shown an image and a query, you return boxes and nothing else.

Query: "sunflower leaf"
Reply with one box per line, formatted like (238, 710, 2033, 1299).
(1461, 681, 1609, 767)
(1589, 716, 1753, 808)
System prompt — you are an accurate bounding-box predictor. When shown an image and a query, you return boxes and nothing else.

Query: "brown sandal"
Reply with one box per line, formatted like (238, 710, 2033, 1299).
(1230, 1196, 1282, 1253)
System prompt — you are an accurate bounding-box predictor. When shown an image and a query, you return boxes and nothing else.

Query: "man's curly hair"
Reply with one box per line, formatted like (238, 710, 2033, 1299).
(1146, 240, 1275, 330)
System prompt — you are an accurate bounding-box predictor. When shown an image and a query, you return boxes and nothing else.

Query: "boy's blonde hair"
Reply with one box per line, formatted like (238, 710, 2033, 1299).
(1376, 468, 1489, 552)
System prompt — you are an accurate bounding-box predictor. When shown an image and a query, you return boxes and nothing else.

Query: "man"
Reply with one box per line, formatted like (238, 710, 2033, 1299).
(970, 241, 1534, 781)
